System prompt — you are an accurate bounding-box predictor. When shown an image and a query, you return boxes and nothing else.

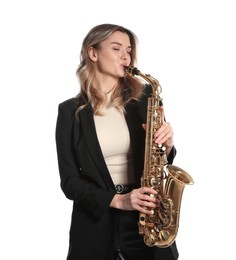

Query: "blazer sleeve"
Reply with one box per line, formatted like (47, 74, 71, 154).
(55, 100, 116, 220)
(167, 146, 177, 164)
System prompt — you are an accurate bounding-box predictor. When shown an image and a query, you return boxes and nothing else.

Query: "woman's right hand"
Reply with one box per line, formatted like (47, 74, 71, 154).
(110, 187, 158, 215)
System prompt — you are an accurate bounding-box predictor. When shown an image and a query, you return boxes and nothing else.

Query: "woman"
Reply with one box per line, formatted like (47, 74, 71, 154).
(56, 23, 179, 260)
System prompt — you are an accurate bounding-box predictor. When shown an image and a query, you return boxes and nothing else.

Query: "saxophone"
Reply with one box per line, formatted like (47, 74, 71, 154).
(126, 66, 194, 248)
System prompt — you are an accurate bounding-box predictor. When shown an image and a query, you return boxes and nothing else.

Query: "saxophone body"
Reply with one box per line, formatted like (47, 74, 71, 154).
(127, 66, 194, 248)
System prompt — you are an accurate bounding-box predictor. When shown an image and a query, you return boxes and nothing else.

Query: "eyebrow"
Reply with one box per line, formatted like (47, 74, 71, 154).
(110, 42, 132, 49)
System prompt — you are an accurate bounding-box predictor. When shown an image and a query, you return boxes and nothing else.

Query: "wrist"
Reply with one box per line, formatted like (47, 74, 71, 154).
(110, 194, 122, 209)
(166, 145, 174, 156)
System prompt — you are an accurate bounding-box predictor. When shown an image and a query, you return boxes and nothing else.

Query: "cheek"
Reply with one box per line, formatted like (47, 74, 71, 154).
(128, 56, 132, 64)
(99, 51, 116, 65)
(103, 55, 118, 69)
(96, 58, 113, 72)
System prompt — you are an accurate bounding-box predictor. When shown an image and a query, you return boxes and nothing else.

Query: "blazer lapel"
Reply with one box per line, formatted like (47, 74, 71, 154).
(78, 106, 115, 189)
(125, 101, 146, 186)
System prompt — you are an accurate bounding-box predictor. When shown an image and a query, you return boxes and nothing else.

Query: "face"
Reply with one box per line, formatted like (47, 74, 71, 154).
(89, 31, 132, 80)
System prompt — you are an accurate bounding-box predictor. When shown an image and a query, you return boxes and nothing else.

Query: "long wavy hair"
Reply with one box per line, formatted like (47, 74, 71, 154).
(76, 23, 143, 115)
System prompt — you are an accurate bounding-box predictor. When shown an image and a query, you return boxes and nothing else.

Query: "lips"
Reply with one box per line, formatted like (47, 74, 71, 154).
(121, 65, 129, 72)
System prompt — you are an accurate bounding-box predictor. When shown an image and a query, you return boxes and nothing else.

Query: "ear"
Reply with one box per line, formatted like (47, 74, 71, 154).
(88, 47, 98, 62)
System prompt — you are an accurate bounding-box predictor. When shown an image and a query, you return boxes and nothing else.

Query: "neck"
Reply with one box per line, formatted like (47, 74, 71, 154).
(105, 84, 117, 95)
(98, 81, 118, 95)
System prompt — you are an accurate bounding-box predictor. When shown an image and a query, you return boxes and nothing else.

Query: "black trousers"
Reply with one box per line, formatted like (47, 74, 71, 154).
(114, 210, 179, 260)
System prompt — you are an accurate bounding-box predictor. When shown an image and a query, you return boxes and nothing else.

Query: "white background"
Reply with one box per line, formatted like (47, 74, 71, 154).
(0, 0, 235, 259)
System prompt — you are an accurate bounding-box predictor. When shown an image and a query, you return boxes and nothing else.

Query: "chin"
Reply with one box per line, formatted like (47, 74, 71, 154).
(118, 70, 126, 77)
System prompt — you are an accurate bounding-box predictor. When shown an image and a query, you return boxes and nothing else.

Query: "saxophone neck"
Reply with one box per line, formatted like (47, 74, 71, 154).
(126, 65, 162, 96)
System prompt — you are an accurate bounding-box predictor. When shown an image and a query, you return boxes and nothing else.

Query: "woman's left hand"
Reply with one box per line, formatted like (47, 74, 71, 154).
(142, 106, 174, 155)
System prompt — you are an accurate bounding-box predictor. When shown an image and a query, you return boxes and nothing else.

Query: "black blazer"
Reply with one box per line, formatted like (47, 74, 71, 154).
(55, 86, 177, 259)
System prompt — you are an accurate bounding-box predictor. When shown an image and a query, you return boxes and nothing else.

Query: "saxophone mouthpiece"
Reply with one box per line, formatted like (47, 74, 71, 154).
(125, 66, 140, 76)
(124, 66, 129, 74)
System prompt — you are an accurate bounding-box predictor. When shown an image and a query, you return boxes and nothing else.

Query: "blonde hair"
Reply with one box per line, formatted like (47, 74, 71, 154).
(76, 23, 143, 115)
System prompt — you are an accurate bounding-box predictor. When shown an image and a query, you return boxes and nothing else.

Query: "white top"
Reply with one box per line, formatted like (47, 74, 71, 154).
(94, 94, 135, 185)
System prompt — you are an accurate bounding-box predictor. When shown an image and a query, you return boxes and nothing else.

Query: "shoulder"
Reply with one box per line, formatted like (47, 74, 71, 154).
(56, 97, 83, 132)
(58, 96, 80, 109)
(125, 84, 151, 122)
(137, 84, 152, 105)
(141, 84, 153, 98)
(57, 96, 82, 116)
(140, 84, 163, 105)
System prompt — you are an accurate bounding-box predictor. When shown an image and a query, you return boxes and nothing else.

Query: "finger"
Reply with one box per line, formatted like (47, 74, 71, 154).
(159, 106, 165, 124)
(140, 200, 157, 208)
(137, 205, 155, 215)
(153, 106, 165, 139)
(155, 124, 170, 144)
(138, 189, 158, 204)
(140, 187, 158, 195)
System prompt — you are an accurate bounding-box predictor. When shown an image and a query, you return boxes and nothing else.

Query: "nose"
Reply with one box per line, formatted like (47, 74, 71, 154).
(121, 54, 127, 60)
(121, 52, 130, 61)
